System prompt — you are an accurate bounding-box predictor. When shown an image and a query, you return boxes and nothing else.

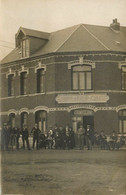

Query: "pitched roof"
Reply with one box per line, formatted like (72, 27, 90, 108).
(16, 27, 50, 40)
(1, 23, 126, 64)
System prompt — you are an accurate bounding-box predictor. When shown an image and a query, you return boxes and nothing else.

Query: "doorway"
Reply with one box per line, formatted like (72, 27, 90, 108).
(72, 109, 94, 132)
(83, 116, 94, 130)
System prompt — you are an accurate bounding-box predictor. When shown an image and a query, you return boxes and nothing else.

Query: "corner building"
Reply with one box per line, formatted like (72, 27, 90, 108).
(0, 19, 126, 137)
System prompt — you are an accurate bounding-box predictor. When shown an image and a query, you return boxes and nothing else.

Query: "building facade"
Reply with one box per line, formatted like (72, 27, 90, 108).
(0, 19, 126, 136)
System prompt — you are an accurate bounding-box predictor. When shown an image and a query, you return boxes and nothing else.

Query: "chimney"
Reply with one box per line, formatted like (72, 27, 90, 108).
(110, 18, 120, 31)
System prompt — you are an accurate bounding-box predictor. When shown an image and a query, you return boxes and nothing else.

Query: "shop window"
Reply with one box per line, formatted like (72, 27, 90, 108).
(20, 72, 27, 95)
(35, 110, 47, 132)
(9, 113, 15, 128)
(8, 74, 14, 96)
(119, 109, 126, 134)
(22, 39, 29, 58)
(21, 112, 28, 128)
(122, 66, 126, 90)
(37, 69, 45, 93)
(72, 65, 92, 90)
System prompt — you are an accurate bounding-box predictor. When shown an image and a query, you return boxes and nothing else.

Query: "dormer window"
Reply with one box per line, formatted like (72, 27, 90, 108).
(21, 39, 29, 58)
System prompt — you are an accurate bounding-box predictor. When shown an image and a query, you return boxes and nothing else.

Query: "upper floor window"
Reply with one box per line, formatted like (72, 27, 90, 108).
(20, 72, 27, 95)
(119, 109, 126, 134)
(22, 39, 29, 58)
(37, 69, 45, 93)
(72, 65, 92, 90)
(8, 74, 14, 96)
(122, 66, 126, 90)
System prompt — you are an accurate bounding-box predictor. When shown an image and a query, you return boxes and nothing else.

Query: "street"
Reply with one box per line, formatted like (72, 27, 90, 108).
(1, 149, 126, 195)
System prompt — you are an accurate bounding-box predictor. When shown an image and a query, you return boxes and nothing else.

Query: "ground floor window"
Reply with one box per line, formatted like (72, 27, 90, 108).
(21, 112, 28, 128)
(119, 109, 126, 134)
(35, 110, 47, 132)
(9, 113, 15, 128)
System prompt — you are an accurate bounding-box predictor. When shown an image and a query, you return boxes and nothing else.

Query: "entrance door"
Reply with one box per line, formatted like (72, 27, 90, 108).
(72, 109, 94, 132)
(83, 116, 94, 130)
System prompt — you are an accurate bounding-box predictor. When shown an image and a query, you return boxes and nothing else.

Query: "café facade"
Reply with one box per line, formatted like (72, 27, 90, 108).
(0, 19, 126, 135)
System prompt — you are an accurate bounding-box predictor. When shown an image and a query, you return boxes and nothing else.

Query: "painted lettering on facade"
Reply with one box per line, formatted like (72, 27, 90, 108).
(56, 94, 109, 104)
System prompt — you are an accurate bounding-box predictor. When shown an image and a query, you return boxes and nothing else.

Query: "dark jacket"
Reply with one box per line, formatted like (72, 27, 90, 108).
(21, 128, 29, 139)
(31, 127, 41, 138)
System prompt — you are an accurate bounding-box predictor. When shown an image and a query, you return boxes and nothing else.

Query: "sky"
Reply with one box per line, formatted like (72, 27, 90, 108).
(0, 0, 126, 60)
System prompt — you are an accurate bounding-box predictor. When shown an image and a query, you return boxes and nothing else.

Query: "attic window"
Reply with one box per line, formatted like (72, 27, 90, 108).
(21, 39, 29, 57)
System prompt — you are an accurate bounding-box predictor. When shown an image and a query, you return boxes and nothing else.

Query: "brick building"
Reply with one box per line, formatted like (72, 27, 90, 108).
(0, 19, 126, 136)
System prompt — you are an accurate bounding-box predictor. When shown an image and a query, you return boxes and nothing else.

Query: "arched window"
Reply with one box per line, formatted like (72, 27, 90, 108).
(20, 72, 27, 95)
(72, 65, 92, 90)
(119, 109, 126, 133)
(21, 112, 28, 128)
(8, 74, 14, 96)
(37, 68, 45, 93)
(9, 113, 15, 128)
(35, 110, 47, 132)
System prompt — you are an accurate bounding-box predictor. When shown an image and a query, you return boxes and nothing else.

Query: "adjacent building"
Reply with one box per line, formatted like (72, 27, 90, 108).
(0, 19, 126, 136)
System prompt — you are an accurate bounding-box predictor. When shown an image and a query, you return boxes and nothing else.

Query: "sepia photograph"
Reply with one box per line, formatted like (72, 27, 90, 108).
(0, 0, 126, 194)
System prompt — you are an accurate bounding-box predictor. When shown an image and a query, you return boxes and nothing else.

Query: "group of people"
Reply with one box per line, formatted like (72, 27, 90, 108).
(1, 123, 75, 151)
(77, 125, 125, 150)
(1, 122, 126, 151)
(1, 123, 30, 151)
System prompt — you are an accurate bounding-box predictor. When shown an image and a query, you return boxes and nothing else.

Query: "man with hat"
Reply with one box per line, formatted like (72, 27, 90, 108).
(31, 123, 41, 150)
(21, 124, 30, 150)
(78, 124, 85, 150)
(1, 123, 7, 150)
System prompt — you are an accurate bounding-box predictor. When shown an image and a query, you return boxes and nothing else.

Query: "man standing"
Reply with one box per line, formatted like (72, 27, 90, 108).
(14, 126, 20, 149)
(1, 123, 6, 150)
(69, 127, 75, 149)
(31, 123, 41, 150)
(21, 124, 30, 150)
(99, 131, 107, 150)
(78, 125, 85, 150)
(110, 131, 117, 150)
(3, 123, 11, 150)
(85, 125, 93, 150)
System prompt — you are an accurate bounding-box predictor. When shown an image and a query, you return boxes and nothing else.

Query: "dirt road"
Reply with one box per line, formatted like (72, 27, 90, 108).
(1, 149, 126, 195)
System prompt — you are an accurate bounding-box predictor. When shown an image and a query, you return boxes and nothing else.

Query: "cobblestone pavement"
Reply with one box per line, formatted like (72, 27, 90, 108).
(1, 149, 126, 195)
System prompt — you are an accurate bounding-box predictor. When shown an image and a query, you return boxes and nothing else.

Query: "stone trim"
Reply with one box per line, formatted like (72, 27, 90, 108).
(68, 57, 95, 69)
(1, 90, 126, 100)
(7, 109, 17, 116)
(1, 105, 126, 116)
(68, 105, 97, 112)
(116, 105, 126, 112)
(34, 61, 46, 73)
(18, 65, 29, 75)
(6, 68, 16, 78)
(1, 59, 126, 72)
(19, 108, 30, 115)
(1, 52, 126, 68)
(118, 60, 126, 69)
(33, 106, 49, 113)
